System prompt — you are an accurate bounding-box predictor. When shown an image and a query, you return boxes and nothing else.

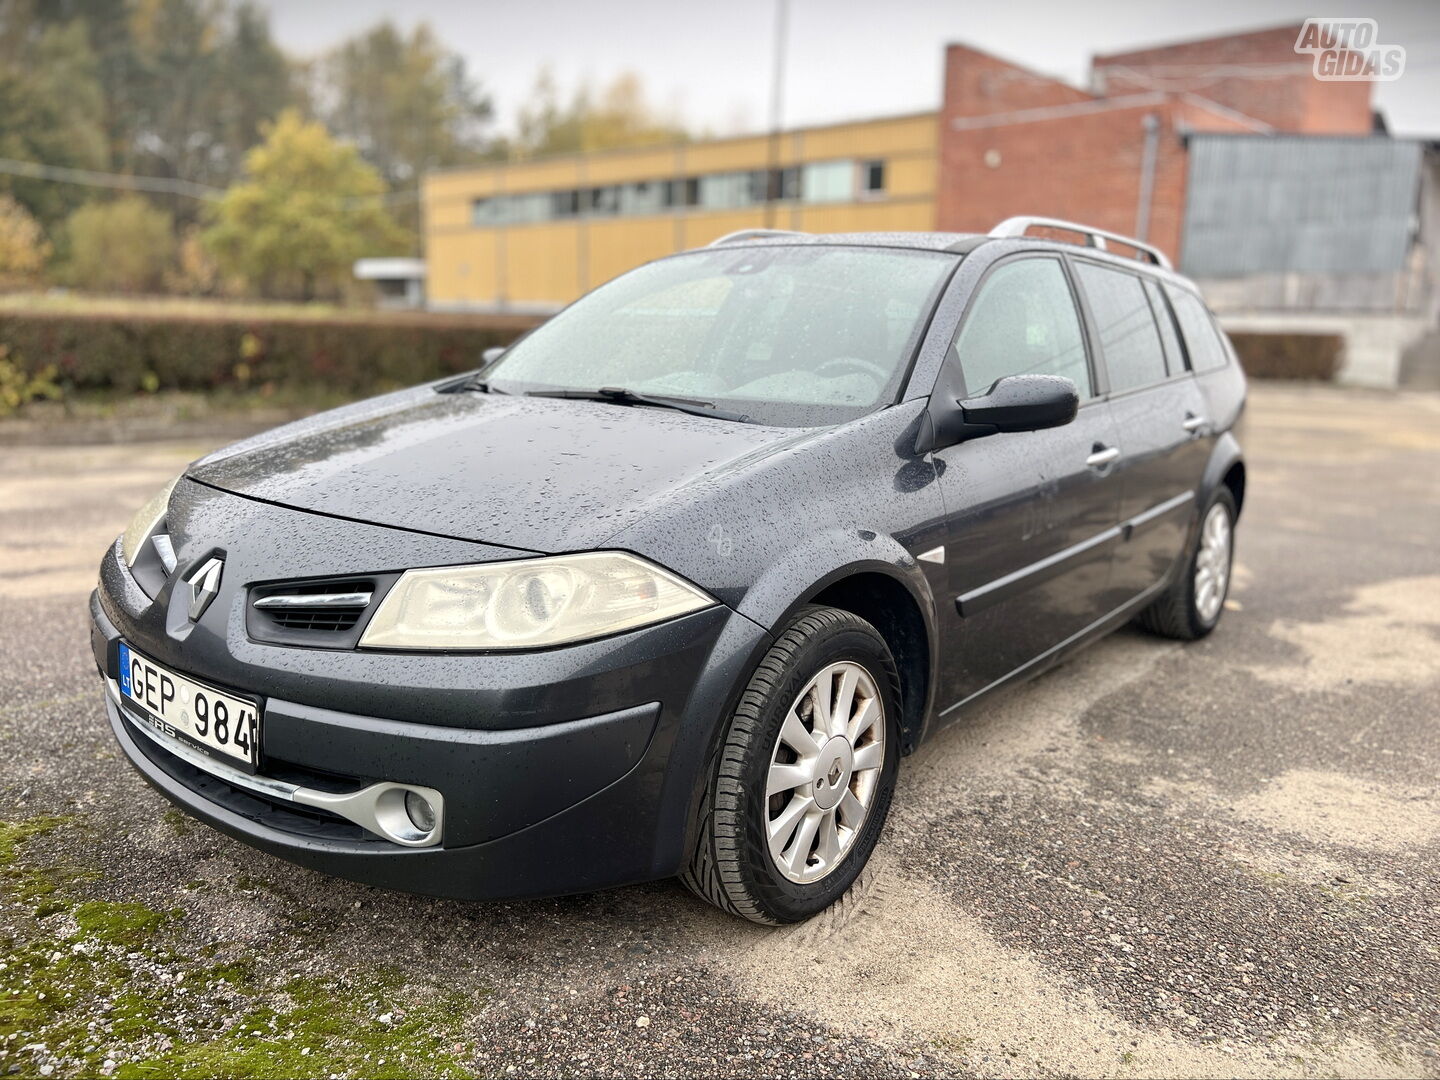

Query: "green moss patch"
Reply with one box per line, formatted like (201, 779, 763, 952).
(116, 977, 471, 1079)
(0, 817, 477, 1078)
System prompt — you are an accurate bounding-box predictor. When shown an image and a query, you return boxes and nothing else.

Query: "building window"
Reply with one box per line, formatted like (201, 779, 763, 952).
(776, 167, 801, 201)
(552, 190, 580, 218)
(507, 191, 552, 224)
(469, 157, 872, 229)
(699, 171, 754, 209)
(802, 160, 854, 203)
(862, 160, 885, 196)
(622, 181, 664, 215)
(663, 178, 699, 208)
(585, 186, 621, 216)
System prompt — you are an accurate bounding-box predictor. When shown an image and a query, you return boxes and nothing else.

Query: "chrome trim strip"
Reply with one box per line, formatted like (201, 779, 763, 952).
(955, 491, 1198, 617)
(956, 525, 1121, 617)
(110, 680, 298, 799)
(107, 680, 443, 848)
(253, 591, 373, 609)
(150, 533, 177, 574)
(1128, 491, 1194, 532)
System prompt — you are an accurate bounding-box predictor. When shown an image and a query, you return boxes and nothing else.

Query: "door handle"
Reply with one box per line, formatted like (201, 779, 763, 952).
(1086, 446, 1121, 468)
(1182, 414, 1207, 433)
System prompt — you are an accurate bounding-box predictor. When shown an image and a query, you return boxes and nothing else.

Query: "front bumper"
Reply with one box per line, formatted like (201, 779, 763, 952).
(92, 501, 772, 900)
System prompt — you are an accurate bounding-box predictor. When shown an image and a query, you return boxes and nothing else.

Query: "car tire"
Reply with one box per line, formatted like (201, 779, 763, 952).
(681, 604, 901, 924)
(1137, 488, 1237, 641)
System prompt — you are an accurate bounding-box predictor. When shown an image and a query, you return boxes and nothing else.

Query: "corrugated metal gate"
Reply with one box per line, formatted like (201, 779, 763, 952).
(1182, 135, 1423, 278)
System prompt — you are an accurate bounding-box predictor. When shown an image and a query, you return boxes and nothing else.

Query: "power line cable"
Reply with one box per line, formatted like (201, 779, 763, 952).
(0, 156, 424, 208)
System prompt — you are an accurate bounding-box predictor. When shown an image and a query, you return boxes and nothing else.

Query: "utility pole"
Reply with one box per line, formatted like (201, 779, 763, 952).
(764, 0, 790, 229)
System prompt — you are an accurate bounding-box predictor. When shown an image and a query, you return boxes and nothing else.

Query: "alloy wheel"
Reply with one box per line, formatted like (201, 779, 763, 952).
(764, 660, 886, 884)
(1194, 502, 1232, 623)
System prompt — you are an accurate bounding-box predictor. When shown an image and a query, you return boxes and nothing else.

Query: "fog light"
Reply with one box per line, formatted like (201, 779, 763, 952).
(404, 790, 436, 834)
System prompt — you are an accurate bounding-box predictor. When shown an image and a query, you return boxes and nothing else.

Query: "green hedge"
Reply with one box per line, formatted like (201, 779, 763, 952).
(0, 309, 542, 401)
(1228, 332, 1343, 381)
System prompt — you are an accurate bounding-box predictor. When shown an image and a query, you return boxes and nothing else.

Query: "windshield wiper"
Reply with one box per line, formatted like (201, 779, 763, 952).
(436, 372, 508, 394)
(526, 386, 750, 423)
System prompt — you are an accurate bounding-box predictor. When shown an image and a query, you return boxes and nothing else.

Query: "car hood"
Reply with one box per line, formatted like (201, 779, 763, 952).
(188, 386, 816, 554)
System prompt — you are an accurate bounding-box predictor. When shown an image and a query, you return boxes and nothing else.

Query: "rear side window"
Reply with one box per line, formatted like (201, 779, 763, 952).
(1142, 278, 1185, 376)
(1074, 262, 1166, 393)
(1165, 286, 1229, 373)
(952, 257, 1092, 398)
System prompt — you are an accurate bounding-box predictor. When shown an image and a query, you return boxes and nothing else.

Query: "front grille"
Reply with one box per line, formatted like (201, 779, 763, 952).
(246, 576, 396, 648)
(265, 607, 364, 632)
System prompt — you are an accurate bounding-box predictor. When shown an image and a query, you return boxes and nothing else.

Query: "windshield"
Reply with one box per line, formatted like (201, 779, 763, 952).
(485, 245, 958, 427)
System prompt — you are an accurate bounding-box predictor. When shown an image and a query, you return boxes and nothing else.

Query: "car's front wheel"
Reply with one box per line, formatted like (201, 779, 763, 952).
(682, 605, 901, 923)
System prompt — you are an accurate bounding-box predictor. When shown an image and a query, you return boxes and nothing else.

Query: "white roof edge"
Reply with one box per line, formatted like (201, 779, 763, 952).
(353, 258, 427, 279)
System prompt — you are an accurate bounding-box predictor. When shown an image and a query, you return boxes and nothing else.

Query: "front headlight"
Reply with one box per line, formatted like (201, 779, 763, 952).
(120, 474, 181, 567)
(358, 551, 715, 651)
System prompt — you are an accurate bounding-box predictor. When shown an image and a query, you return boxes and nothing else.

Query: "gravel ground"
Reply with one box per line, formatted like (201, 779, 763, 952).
(1, 384, 1437, 1078)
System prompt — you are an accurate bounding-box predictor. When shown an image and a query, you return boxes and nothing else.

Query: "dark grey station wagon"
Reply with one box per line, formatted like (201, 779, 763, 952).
(93, 217, 1246, 923)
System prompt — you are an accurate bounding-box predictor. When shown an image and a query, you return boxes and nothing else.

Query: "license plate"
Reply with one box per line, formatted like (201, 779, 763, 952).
(117, 642, 261, 772)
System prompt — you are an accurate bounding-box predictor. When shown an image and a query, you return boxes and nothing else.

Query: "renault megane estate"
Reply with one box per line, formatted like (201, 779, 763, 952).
(93, 218, 1246, 923)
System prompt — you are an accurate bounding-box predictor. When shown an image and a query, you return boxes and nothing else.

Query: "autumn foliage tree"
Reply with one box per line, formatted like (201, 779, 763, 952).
(0, 195, 51, 288)
(64, 195, 176, 293)
(514, 70, 688, 158)
(202, 109, 406, 300)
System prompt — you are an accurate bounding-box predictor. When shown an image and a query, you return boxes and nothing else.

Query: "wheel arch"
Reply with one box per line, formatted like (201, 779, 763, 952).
(1200, 432, 1246, 521)
(806, 571, 932, 754)
(1222, 459, 1246, 519)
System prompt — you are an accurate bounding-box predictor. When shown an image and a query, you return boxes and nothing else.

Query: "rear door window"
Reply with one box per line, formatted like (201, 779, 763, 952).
(951, 257, 1092, 398)
(1074, 262, 1167, 393)
(1165, 286, 1230, 373)
(1142, 278, 1186, 377)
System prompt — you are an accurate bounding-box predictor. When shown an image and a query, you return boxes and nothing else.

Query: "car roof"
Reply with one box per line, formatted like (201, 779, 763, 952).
(691, 228, 1209, 296)
(698, 229, 1202, 292)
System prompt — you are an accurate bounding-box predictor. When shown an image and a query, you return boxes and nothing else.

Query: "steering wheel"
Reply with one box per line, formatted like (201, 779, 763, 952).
(816, 357, 890, 382)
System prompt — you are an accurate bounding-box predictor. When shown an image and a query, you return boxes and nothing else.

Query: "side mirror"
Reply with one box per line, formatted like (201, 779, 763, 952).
(481, 346, 506, 365)
(921, 374, 1079, 451)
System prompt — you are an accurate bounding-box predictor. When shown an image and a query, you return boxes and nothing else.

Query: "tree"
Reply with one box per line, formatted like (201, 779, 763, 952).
(122, 0, 301, 214)
(322, 21, 494, 187)
(21, 0, 145, 175)
(16, 0, 299, 221)
(0, 19, 109, 226)
(514, 70, 688, 158)
(64, 195, 175, 293)
(202, 109, 406, 300)
(216, 3, 296, 169)
(0, 195, 51, 287)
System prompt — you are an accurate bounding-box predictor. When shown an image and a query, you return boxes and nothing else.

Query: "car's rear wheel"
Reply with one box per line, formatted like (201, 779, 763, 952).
(682, 605, 901, 923)
(1138, 488, 1236, 640)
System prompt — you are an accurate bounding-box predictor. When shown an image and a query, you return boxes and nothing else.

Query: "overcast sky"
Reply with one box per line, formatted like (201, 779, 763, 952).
(267, 0, 1440, 138)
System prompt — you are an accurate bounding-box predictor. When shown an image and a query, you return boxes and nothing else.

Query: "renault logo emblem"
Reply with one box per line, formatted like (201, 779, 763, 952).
(185, 557, 224, 622)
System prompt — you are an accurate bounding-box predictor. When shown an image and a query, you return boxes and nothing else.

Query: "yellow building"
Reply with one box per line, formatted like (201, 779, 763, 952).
(421, 111, 939, 311)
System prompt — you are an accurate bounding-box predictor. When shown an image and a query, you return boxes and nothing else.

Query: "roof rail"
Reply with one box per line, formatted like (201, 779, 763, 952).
(709, 228, 810, 246)
(988, 216, 1172, 270)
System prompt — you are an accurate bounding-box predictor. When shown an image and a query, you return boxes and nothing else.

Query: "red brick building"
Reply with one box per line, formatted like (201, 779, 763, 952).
(935, 25, 1376, 264)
